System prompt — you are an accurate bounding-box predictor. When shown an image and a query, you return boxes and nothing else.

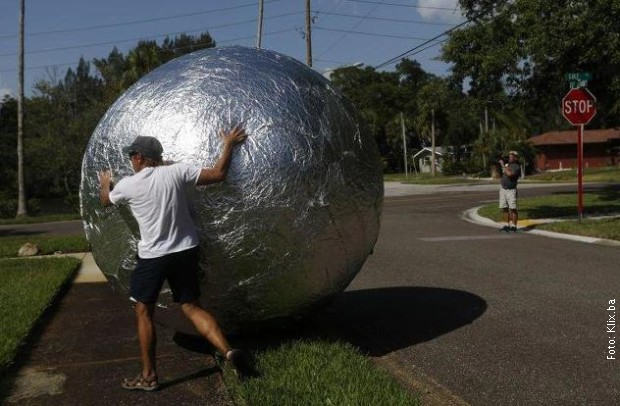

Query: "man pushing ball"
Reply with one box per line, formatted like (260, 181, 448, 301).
(99, 124, 254, 391)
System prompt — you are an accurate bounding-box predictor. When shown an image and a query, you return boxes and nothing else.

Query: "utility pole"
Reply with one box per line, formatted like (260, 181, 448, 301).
(305, 0, 312, 67)
(256, 0, 264, 48)
(16, 0, 27, 217)
(431, 108, 436, 177)
(401, 112, 408, 180)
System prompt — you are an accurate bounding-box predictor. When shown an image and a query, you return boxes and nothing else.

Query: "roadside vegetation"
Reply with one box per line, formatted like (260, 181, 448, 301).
(0, 257, 80, 372)
(384, 166, 620, 185)
(0, 213, 80, 226)
(477, 186, 620, 241)
(226, 340, 419, 405)
(0, 234, 89, 259)
(525, 167, 620, 183)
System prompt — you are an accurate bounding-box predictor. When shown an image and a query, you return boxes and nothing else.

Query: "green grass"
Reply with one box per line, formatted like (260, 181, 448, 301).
(0, 257, 80, 371)
(477, 188, 620, 222)
(384, 172, 490, 185)
(477, 187, 620, 241)
(0, 234, 90, 258)
(537, 217, 620, 240)
(228, 340, 418, 405)
(0, 213, 80, 226)
(384, 166, 620, 184)
(526, 166, 620, 183)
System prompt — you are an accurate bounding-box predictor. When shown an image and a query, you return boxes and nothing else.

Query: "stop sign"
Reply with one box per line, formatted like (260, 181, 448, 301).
(562, 87, 597, 125)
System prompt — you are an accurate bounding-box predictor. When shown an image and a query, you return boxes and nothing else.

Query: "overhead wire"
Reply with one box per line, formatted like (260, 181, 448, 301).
(0, 0, 288, 40)
(374, 18, 469, 69)
(0, 11, 302, 59)
(0, 28, 296, 74)
(342, 0, 461, 11)
(314, 27, 430, 41)
(313, 10, 455, 26)
(316, 0, 386, 58)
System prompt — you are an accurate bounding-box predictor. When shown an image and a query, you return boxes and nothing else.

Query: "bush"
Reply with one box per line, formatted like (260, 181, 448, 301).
(0, 197, 40, 219)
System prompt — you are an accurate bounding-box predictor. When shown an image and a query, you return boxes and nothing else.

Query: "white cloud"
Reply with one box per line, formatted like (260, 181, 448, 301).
(0, 88, 14, 100)
(417, 0, 464, 23)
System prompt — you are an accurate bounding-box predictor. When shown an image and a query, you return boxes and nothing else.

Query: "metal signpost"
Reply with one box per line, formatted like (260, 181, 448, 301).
(561, 82, 597, 220)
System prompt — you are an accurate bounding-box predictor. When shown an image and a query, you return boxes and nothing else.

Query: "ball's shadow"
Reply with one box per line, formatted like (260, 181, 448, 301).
(174, 286, 487, 358)
(322, 286, 487, 356)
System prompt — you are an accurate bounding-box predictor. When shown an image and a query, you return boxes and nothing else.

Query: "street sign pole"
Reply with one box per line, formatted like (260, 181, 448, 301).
(577, 124, 584, 221)
(561, 85, 596, 221)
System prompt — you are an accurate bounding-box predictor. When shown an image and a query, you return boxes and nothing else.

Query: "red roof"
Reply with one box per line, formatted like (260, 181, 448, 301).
(528, 129, 620, 146)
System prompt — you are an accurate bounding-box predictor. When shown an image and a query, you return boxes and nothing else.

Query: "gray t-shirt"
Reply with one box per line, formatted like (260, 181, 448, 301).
(501, 162, 521, 189)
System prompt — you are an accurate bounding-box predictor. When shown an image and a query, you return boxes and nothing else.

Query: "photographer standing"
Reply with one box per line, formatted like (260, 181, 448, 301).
(499, 151, 522, 232)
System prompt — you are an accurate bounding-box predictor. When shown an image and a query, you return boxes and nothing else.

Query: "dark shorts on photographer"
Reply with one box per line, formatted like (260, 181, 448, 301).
(129, 246, 201, 304)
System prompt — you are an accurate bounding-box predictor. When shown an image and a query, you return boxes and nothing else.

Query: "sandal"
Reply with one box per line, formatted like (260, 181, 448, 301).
(121, 374, 159, 392)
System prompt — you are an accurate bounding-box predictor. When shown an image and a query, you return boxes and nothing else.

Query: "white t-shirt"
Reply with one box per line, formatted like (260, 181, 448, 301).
(109, 163, 202, 259)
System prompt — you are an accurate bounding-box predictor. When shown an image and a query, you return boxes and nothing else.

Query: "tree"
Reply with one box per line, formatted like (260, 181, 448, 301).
(329, 60, 437, 171)
(443, 0, 620, 133)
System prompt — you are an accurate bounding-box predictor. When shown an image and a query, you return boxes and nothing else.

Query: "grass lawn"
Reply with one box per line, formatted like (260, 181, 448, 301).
(385, 166, 620, 185)
(0, 213, 80, 226)
(477, 186, 620, 241)
(384, 172, 491, 185)
(0, 257, 80, 371)
(525, 166, 620, 183)
(0, 234, 90, 258)
(477, 187, 620, 222)
(537, 217, 620, 240)
(227, 340, 419, 405)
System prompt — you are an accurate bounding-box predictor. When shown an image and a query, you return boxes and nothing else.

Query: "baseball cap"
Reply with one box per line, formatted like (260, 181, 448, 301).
(508, 150, 519, 157)
(123, 136, 163, 160)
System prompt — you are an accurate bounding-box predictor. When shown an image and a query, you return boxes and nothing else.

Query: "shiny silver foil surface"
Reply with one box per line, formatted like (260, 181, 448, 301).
(80, 46, 383, 333)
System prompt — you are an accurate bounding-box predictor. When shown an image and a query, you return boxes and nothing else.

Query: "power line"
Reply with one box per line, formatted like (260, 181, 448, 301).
(373, 3, 495, 70)
(343, 0, 461, 11)
(0, 12, 302, 59)
(314, 10, 456, 26)
(0, 28, 296, 74)
(0, 0, 288, 40)
(317, 0, 385, 58)
(314, 26, 429, 41)
(374, 19, 468, 69)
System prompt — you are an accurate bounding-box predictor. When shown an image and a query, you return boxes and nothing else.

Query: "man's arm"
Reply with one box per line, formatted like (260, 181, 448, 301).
(499, 160, 517, 178)
(99, 171, 113, 206)
(197, 124, 247, 186)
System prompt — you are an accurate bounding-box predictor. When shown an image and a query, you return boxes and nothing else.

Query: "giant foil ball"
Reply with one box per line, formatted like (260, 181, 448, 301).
(80, 46, 383, 333)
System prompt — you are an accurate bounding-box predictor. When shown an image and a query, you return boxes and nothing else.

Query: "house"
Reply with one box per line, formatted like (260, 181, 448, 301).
(412, 147, 445, 173)
(528, 128, 620, 171)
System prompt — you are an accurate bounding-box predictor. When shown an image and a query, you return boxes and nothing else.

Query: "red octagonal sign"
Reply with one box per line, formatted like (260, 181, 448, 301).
(562, 87, 597, 125)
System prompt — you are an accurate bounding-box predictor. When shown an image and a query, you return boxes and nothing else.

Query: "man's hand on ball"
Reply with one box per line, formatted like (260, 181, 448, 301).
(99, 170, 112, 187)
(220, 123, 247, 146)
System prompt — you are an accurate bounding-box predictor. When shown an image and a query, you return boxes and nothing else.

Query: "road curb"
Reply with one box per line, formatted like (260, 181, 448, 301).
(462, 206, 620, 247)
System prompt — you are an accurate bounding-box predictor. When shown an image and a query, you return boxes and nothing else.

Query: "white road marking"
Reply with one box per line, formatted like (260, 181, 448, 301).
(419, 235, 516, 242)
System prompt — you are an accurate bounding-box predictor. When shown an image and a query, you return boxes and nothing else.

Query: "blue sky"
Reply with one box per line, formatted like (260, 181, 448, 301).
(0, 0, 464, 98)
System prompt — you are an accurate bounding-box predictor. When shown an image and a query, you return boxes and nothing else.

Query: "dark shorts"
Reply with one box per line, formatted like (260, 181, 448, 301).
(130, 247, 201, 304)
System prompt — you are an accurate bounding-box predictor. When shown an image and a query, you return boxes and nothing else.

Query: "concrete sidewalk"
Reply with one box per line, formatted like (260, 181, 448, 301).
(2, 258, 233, 405)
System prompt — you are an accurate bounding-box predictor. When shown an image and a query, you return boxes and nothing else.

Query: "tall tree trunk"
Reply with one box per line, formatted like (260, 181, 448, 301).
(16, 0, 27, 217)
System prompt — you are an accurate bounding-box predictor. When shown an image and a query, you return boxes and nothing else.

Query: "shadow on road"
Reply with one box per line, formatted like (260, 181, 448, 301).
(191, 286, 487, 360)
(326, 287, 487, 356)
(0, 229, 43, 237)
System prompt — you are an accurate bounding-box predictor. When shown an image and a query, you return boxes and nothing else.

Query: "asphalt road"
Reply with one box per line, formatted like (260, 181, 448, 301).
(0, 220, 84, 237)
(328, 184, 620, 405)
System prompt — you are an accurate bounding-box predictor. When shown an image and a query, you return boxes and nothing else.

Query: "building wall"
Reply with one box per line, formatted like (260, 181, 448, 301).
(536, 144, 615, 170)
